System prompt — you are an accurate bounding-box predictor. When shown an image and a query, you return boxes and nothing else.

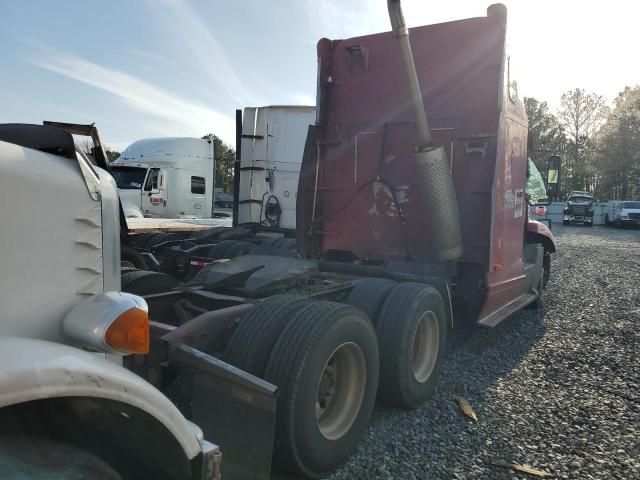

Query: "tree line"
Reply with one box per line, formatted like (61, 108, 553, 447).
(525, 85, 640, 201)
(202, 134, 235, 193)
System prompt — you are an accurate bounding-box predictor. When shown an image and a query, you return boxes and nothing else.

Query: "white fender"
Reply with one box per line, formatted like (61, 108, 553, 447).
(0, 336, 200, 460)
(122, 202, 144, 218)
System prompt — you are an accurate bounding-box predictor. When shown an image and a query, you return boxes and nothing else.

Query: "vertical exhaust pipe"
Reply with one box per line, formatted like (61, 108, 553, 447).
(233, 109, 242, 227)
(387, 0, 432, 148)
(387, 0, 463, 262)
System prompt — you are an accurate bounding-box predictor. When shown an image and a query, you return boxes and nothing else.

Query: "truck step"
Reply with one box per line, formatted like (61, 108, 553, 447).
(477, 292, 537, 328)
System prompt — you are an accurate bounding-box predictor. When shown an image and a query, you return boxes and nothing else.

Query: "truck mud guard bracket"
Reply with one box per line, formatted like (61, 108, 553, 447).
(171, 343, 277, 480)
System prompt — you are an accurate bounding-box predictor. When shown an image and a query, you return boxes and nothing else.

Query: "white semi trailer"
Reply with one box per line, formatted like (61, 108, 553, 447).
(111, 137, 215, 219)
(0, 123, 220, 480)
(236, 106, 315, 229)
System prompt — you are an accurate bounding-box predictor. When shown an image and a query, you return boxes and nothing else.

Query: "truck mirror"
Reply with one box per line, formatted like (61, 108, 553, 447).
(547, 155, 561, 185)
(545, 155, 561, 202)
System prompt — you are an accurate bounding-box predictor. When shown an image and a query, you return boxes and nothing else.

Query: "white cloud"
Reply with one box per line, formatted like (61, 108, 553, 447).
(30, 49, 235, 144)
(128, 48, 173, 64)
(152, 0, 258, 106)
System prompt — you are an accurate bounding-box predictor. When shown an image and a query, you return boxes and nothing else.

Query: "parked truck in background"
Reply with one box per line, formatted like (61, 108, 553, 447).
(0, 124, 220, 480)
(117, 2, 557, 479)
(605, 200, 640, 227)
(563, 190, 595, 226)
(112, 107, 315, 227)
(111, 137, 216, 219)
(214, 187, 234, 208)
(236, 105, 315, 229)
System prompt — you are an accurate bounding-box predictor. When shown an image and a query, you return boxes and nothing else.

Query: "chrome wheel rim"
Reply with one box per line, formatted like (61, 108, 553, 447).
(315, 342, 367, 441)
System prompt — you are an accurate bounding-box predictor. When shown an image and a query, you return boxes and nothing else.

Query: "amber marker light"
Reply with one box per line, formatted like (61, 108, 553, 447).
(105, 307, 150, 354)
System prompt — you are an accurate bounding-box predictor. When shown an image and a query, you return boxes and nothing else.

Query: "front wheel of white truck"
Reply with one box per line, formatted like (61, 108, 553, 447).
(265, 301, 379, 478)
(0, 435, 122, 479)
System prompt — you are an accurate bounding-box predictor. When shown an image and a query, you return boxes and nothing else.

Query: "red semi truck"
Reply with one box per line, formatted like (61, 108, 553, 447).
(115, 1, 556, 478)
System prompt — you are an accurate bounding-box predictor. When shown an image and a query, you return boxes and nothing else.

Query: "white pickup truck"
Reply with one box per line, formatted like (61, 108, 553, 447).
(0, 123, 221, 480)
(605, 200, 640, 227)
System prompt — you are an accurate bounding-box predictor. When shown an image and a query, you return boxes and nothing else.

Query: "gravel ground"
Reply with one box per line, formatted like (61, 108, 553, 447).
(328, 225, 640, 480)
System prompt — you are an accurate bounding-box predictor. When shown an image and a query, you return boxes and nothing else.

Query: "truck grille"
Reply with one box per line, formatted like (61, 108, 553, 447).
(571, 205, 587, 216)
(629, 213, 640, 220)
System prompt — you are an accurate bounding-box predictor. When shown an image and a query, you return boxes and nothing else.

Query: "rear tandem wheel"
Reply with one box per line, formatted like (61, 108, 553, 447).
(265, 301, 379, 478)
(345, 277, 397, 327)
(376, 282, 448, 409)
(224, 294, 310, 377)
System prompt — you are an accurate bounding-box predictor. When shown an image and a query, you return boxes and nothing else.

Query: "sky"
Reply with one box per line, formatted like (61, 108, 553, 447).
(1, 0, 638, 151)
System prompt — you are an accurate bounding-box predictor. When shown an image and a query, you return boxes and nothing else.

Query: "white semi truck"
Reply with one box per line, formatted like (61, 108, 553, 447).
(605, 200, 640, 227)
(0, 123, 221, 480)
(111, 137, 215, 219)
(112, 105, 315, 228)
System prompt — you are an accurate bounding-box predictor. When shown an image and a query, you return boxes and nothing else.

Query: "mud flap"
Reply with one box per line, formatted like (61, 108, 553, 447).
(171, 343, 277, 480)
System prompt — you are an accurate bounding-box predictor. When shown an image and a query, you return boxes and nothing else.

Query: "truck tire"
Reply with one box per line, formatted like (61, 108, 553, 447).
(130, 233, 154, 248)
(562, 219, 570, 226)
(224, 295, 310, 377)
(121, 246, 148, 270)
(225, 241, 256, 258)
(207, 240, 237, 259)
(121, 270, 179, 295)
(605, 214, 611, 226)
(345, 278, 397, 326)
(260, 237, 280, 247)
(376, 282, 448, 409)
(274, 238, 297, 251)
(0, 435, 122, 479)
(146, 232, 173, 249)
(265, 301, 379, 478)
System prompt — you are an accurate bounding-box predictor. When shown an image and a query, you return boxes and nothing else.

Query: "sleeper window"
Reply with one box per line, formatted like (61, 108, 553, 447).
(191, 176, 205, 194)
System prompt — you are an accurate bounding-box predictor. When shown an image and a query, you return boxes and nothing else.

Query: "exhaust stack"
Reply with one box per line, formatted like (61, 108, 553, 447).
(387, 0, 432, 148)
(387, 0, 463, 262)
